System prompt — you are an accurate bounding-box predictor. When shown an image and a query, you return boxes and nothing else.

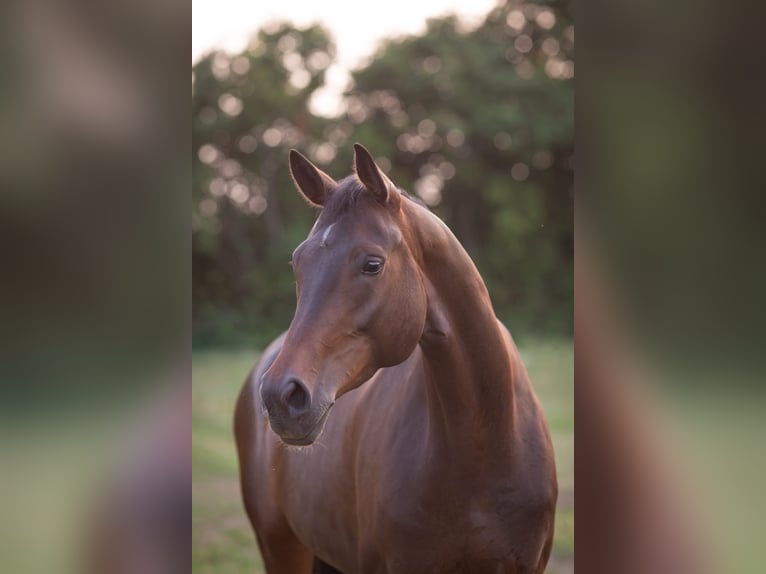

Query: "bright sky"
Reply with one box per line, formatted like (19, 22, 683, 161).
(193, 0, 499, 115)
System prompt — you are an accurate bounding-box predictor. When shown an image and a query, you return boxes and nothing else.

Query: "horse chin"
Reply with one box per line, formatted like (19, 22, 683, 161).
(274, 402, 334, 447)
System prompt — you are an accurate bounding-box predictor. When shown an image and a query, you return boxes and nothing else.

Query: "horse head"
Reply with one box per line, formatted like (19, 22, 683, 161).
(260, 144, 428, 445)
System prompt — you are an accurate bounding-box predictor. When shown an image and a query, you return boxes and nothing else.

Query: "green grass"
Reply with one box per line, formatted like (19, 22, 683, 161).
(192, 339, 573, 573)
(192, 350, 264, 574)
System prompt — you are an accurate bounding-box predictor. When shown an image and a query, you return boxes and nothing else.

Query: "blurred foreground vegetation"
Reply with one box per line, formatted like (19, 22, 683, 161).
(192, 0, 573, 348)
(192, 339, 573, 573)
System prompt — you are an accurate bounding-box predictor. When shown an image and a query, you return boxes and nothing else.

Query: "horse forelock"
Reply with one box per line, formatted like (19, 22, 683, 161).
(320, 176, 368, 222)
(320, 174, 423, 223)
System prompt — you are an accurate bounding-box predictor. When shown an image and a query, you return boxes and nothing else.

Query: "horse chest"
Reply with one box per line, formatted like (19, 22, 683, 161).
(372, 507, 532, 574)
(358, 475, 541, 574)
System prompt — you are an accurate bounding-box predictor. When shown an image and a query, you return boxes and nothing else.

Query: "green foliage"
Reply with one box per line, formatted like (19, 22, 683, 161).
(192, 1, 573, 347)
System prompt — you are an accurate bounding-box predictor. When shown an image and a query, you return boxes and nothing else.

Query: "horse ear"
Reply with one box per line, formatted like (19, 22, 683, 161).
(353, 143, 401, 209)
(289, 149, 336, 208)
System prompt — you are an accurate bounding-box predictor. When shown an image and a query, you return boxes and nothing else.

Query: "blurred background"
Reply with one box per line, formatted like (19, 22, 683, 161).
(191, 0, 573, 573)
(192, 0, 573, 348)
(3, 0, 762, 572)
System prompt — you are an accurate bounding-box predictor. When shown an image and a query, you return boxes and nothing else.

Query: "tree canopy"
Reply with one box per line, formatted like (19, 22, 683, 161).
(192, 1, 573, 348)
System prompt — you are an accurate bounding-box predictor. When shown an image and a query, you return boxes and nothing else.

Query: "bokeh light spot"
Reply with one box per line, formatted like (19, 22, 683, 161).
(198, 144, 219, 165)
(218, 94, 243, 117)
(446, 129, 465, 147)
(494, 132, 513, 150)
(238, 135, 258, 154)
(536, 9, 556, 30)
(514, 35, 533, 54)
(506, 10, 526, 31)
(262, 128, 282, 147)
(511, 162, 530, 181)
(249, 196, 267, 214)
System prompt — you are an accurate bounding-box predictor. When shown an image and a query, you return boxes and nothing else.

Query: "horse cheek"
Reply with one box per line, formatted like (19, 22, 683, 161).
(379, 269, 426, 367)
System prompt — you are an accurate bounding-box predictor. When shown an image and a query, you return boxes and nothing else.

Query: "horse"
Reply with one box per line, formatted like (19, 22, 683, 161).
(234, 144, 557, 574)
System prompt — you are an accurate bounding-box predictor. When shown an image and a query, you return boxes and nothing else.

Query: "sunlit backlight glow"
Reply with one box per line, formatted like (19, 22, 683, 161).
(544, 58, 574, 80)
(262, 127, 283, 147)
(277, 33, 299, 53)
(211, 53, 231, 80)
(415, 173, 443, 206)
(506, 10, 526, 32)
(308, 64, 351, 117)
(312, 142, 337, 164)
(439, 161, 456, 180)
(282, 51, 303, 71)
(396, 132, 436, 154)
(194, 0, 501, 117)
(445, 129, 465, 147)
(417, 118, 437, 138)
(229, 183, 250, 205)
(198, 144, 219, 165)
(542, 38, 560, 57)
(535, 9, 556, 30)
(231, 55, 251, 75)
(307, 50, 331, 71)
(218, 94, 244, 117)
(289, 69, 312, 90)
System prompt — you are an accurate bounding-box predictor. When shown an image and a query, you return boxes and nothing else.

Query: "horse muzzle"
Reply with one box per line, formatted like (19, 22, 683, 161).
(260, 374, 334, 445)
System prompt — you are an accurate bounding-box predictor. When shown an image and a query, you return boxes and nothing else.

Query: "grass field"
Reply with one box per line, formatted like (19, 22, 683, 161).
(192, 338, 573, 573)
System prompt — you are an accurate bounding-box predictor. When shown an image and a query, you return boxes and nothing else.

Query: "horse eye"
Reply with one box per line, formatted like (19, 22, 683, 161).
(361, 257, 384, 275)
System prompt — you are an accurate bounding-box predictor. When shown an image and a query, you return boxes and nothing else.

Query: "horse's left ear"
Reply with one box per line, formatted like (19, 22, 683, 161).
(289, 149, 336, 208)
(353, 143, 401, 210)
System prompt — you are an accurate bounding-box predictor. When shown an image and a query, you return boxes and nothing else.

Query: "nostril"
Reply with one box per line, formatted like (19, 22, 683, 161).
(281, 379, 310, 414)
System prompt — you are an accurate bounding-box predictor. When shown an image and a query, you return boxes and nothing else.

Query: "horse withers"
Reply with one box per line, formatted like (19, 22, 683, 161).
(234, 144, 557, 573)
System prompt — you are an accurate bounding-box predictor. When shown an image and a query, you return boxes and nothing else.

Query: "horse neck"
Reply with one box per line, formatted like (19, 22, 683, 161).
(402, 202, 516, 448)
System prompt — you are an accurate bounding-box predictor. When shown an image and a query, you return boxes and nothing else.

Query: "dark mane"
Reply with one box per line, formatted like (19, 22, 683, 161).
(321, 176, 369, 221)
(321, 175, 425, 221)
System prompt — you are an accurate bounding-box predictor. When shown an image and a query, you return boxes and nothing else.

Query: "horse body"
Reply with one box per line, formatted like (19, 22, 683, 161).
(235, 145, 556, 574)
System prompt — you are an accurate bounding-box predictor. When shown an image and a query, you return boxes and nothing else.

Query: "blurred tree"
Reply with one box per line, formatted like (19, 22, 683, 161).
(192, 23, 340, 346)
(348, 0, 573, 333)
(192, 0, 573, 347)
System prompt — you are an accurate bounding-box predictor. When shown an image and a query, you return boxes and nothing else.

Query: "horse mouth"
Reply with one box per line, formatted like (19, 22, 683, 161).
(277, 403, 334, 446)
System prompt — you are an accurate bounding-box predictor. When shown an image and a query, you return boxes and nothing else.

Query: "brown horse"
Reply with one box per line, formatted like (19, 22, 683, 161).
(234, 144, 557, 574)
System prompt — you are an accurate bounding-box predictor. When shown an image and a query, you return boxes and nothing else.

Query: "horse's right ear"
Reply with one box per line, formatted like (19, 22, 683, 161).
(353, 143, 401, 210)
(289, 149, 336, 208)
